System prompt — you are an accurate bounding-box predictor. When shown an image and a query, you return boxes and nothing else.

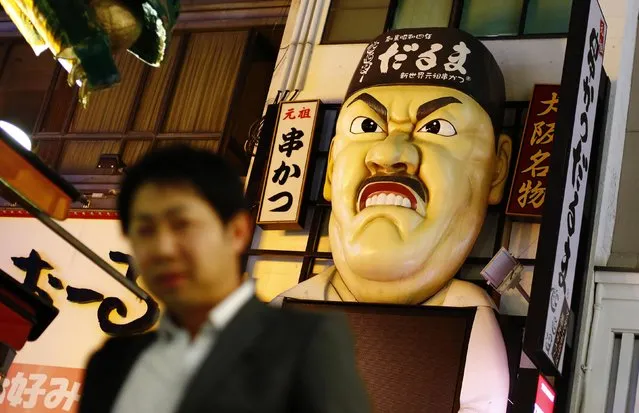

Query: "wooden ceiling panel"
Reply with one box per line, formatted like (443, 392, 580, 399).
(163, 30, 248, 133)
(69, 52, 145, 133)
(58, 140, 122, 172)
(131, 35, 184, 132)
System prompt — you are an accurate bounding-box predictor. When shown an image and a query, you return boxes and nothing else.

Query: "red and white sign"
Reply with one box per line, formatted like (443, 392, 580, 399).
(0, 364, 83, 412)
(534, 375, 555, 413)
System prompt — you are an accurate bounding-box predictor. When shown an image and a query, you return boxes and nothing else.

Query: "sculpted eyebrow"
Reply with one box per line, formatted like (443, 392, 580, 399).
(416, 97, 462, 122)
(347, 93, 388, 121)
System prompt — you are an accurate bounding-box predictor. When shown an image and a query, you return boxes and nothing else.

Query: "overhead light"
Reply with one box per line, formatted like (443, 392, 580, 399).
(96, 154, 126, 174)
(0, 121, 31, 151)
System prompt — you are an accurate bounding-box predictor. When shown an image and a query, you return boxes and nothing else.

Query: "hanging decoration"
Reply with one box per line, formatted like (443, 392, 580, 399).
(0, 0, 180, 106)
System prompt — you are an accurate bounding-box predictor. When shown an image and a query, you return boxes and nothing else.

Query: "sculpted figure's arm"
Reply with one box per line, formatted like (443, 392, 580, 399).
(290, 313, 372, 413)
(459, 306, 510, 413)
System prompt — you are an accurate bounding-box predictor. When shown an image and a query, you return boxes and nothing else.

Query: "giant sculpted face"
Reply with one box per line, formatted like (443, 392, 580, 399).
(324, 28, 512, 304)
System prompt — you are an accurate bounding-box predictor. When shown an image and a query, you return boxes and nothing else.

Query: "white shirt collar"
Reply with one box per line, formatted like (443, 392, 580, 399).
(158, 280, 255, 339)
(208, 279, 255, 330)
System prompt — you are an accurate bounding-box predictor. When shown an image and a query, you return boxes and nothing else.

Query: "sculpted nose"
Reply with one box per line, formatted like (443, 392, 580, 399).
(365, 131, 419, 175)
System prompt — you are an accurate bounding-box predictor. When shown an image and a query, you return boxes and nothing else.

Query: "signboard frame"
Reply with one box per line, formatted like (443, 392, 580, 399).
(256, 100, 323, 230)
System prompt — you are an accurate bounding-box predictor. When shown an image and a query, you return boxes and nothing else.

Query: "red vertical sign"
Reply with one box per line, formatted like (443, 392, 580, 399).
(506, 84, 561, 218)
(534, 375, 555, 413)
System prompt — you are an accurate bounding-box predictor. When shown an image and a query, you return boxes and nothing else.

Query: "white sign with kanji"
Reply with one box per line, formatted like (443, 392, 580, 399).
(257, 100, 320, 229)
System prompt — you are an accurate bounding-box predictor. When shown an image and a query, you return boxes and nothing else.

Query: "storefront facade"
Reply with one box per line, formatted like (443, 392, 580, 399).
(1, 0, 639, 411)
(246, 0, 639, 411)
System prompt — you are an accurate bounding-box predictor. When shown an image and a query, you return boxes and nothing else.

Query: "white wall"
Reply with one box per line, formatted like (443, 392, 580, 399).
(593, 0, 639, 265)
(608, 22, 639, 267)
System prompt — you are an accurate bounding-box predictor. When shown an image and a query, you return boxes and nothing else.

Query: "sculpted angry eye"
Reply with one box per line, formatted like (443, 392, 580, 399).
(350, 117, 384, 134)
(418, 119, 456, 137)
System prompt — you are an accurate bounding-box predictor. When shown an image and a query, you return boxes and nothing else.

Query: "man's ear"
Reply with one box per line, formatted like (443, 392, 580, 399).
(488, 134, 513, 205)
(322, 139, 335, 202)
(229, 211, 253, 254)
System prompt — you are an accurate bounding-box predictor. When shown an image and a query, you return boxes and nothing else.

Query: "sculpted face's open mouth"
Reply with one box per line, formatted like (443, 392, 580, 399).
(356, 175, 428, 217)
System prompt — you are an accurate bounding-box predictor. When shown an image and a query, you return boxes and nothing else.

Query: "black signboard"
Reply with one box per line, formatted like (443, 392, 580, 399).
(524, 0, 609, 377)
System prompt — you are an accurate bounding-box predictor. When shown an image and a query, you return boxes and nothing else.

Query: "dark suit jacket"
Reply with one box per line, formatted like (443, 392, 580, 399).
(79, 297, 371, 413)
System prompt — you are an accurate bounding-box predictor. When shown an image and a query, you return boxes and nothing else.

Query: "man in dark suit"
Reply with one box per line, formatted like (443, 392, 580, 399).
(78, 146, 371, 413)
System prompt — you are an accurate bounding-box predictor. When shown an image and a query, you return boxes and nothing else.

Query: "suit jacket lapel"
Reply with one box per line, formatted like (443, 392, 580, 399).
(175, 297, 272, 413)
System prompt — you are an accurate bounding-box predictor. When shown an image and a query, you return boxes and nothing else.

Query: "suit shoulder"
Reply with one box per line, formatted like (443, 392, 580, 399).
(100, 333, 140, 348)
(445, 280, 497, 309)
(91, 332, 155, 359)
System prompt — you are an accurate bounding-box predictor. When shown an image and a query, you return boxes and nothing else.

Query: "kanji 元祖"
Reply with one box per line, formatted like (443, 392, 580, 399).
(298, 108, 311, 119)
(283, 108, 296, 120)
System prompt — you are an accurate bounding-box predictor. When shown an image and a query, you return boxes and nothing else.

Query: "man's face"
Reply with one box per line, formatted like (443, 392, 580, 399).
(326, 85, 511, 304)
(127, 182, 248, 311)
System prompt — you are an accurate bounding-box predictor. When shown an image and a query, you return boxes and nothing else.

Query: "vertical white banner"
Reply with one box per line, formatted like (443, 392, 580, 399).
(542, 0, 607, 371)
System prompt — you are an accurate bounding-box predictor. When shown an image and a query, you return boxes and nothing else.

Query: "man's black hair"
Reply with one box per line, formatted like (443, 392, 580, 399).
(117, 145, 248, 234)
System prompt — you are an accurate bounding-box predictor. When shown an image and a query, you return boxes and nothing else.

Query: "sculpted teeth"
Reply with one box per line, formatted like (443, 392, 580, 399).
(360, 191, 427, 217)
(366, 193, 412, 208)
